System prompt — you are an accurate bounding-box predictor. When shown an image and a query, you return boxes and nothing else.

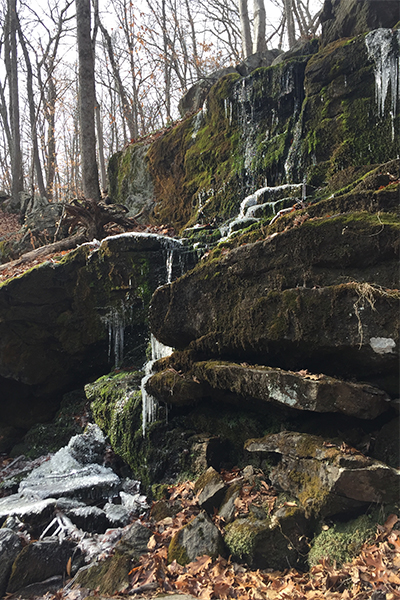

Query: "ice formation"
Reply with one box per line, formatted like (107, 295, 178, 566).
(141, 334, 174, 436)
(366, 29, 400, 139)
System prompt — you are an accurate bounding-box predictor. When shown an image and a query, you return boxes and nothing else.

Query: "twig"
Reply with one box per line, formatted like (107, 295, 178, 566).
(129, 582, 158, 595)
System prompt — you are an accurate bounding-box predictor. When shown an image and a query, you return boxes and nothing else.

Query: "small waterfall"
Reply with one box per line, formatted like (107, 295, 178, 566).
(141, 334, 174, 436)
(366, 29, 400, 139)
(98, 232, 191, 369)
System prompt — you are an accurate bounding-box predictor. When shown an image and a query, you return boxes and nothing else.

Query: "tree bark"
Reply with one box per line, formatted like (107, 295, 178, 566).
(95, 11, 138, 140)
(95, 101, 107, 192)
(284, 0, 296, 49)
(75, 0, 101, 201)
(253, 0, 266, 54)
(239, 0, 252, 58)
(17, 18, 47, 199)
(4, 0, 24, 207)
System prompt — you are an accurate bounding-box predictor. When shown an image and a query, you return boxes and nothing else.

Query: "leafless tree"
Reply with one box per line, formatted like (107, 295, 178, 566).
(75, 0, 101, 201)
(3, 0, 24, 206)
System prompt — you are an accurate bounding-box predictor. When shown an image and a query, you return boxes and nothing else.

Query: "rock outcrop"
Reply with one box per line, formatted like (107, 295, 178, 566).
(0, 233, 193, 433)
(320, 0, 400, 46)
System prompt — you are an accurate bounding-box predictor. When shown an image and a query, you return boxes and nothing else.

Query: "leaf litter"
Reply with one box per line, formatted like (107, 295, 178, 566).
(54, 474, 400, 600)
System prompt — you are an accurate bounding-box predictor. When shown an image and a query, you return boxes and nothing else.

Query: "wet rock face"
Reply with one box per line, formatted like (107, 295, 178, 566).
(320, 0, 400, 46)
(0, 233, 194, 431)
(150, 251, 399, 392)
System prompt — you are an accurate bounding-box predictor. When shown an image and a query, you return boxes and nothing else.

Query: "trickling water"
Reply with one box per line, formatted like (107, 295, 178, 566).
(366, 29, 400, 140)
(141, 334, 174, 436)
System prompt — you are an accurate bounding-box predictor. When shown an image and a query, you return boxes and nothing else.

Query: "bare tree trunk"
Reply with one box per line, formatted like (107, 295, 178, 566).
(239, 0, 252, 58)
(4, 0, 24, 207)
(253, 0, 266, 54)
(95, 101, 107, 192)
(284, 0, 296, 48)
(95, 8, 138, 140)
(17, 18, 47, 199)
(45, 76, 57, 201)
(75, 0, 100, 202)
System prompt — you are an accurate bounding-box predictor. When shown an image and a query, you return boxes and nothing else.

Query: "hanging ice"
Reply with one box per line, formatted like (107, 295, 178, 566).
(141, 334, 174, 436)
(102, 302, 131, 368)
(366, 29, 400, 138)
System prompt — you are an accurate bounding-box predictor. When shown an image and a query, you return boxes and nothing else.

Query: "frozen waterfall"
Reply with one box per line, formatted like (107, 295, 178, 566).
(366, 29, 400, 139)
(141, 334, 174, 436)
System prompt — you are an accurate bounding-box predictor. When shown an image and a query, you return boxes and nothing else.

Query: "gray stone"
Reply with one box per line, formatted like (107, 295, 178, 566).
(195, 467, 227, 515)
(66, 506, 108, 534)
(116, 521, 153, 558)
(218, 484, 241, 524)
(178, 68, 237, 116)
(68, 424, 106, 465)
(168, 511, 225, 564)
(246, 431, 400, 516)
(191, 362, 390, 420)
(236, 49, 282, 76)
(6, 538, 74, 594)
(0, 529, 23, 597)
(19, 448, 121, 504)
(320, 0, 400, 46)
(0, 496, 57, 537)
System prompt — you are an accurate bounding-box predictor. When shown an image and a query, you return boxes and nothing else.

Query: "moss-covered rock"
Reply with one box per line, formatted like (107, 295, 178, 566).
(308, 514, 376, 567)
(108, 29, 399, 231)
(74, 553, 132, 595)
(245, 431, 400, 516)
(147, 360, 390, 420)
(0, 233, 187, 431)
(151, 274, 399, 393)
(225, 505, 310, 570)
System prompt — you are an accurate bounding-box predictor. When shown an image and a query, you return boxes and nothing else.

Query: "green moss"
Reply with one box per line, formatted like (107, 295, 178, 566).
(168, 530, 191, 565)
(74, 553, 132, 594)
(225, 517, 269, 561)
(308, 515, 376, 567)
(290, 471, 330, 516)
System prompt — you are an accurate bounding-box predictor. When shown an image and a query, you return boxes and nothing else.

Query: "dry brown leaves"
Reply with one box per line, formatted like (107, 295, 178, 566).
(123, 479, 400, 600)
(0, 209, 21, 239)
(0, 249, 73, 282)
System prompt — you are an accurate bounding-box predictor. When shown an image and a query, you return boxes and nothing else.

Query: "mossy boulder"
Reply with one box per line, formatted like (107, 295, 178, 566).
(225, 505, 310, 570)
(308, 513, 376, 567)
(151, 276, 399, 394)
(74, 553, 132, 595)
(245, 431, 400, 516)
(108, 29, 399, 231)
(0, 233, 187, 431)
(88, 368, 278, 488)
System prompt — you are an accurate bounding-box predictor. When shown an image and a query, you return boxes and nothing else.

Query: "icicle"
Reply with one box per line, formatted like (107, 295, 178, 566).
(103, 303, 127, 368)
(366, 29, 400, 140)
(141, 334, 173, 436)
(166, 248, 174, 284)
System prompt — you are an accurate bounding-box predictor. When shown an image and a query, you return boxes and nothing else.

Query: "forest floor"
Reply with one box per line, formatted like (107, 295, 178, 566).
(63, 478, 400, 600)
